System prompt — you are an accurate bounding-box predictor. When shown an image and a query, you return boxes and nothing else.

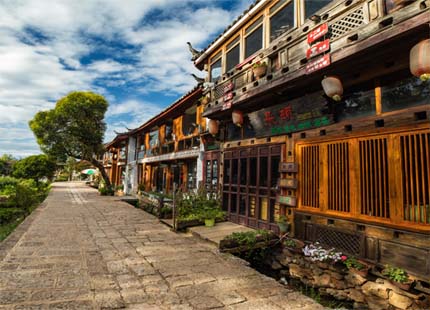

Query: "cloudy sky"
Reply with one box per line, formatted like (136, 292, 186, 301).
(0, 0, 250, 157)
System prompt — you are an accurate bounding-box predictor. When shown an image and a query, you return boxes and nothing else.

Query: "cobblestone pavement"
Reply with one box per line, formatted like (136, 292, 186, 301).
(0, 182, 323, 310)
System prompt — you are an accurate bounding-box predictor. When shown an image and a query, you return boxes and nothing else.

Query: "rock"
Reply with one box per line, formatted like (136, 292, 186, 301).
(362, 281, 389, 299)
(289, 263, 312, 279)
(347, 288, 366, 303)
(328, 270, 344, 280)
(388, 291, 413, 310)
(324, 288, 348, 300)
(271, 260, 282, 270)
(345, 272, 367, 286)
(313, 273, 331, 287)
(365, 295, 390, 310)
(330, 278, 347, 290)
(353, 302, 369, 309)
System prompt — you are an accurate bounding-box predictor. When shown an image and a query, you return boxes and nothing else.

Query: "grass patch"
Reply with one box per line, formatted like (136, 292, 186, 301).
(0, 216, 25, 241)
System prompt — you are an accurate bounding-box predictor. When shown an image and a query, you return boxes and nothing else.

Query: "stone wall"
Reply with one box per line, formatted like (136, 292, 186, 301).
(267, 248, 430, 310)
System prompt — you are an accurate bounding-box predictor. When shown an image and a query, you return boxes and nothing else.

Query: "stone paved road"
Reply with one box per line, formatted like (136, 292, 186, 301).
(0, 182, 323, 310)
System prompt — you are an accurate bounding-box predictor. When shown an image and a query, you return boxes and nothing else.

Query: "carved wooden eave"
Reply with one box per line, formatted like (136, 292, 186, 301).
(203, 1, 430, 119)
(139, 149, 200, 164)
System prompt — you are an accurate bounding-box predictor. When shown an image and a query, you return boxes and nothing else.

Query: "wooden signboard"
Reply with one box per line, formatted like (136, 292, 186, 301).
(248, 92, 333, 137)
(306, 54, 331, 74)
(279, 162, 298, 173)
(223, 82, 234, 93)
(223, 92, 233, 102)
(279, 178, 298, 189)
(306, 39, 330, 59)
(278, 195, 297, 207)
(307, 23, 328, 44)
(222, 100, 232, 110)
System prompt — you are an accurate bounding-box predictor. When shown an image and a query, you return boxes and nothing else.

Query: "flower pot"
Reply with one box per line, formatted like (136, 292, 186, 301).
(204, 219, 215, 227)
(253, 65, 267, 80)
(277, 222, 289, 234)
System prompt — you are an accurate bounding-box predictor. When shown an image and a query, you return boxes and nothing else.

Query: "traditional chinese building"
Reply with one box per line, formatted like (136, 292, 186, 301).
(194, 0, 430, 280)
(120, 86, 205, 195)
(103, 131, 129, 187)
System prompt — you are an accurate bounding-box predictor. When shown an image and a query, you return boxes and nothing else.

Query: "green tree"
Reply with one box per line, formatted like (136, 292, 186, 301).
(13, 155, 56, 183)
(0, 154, 16, 176)
(29, 91, 112, 188)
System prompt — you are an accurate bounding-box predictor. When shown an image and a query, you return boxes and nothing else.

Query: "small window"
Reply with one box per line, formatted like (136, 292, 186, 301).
(382, 75, 430, 112)
(226, 44, 240, 72)
(245, 16, 264, 35)
(305, 0, 331, 19)
(270, 1, 294, 42)
(210, 58, 222, 82)
(335, 83, 376, 121)
(245, 25, 263, 58)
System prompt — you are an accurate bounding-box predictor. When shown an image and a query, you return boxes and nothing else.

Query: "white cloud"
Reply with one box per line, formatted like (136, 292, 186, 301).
(0, 0, 251, 156)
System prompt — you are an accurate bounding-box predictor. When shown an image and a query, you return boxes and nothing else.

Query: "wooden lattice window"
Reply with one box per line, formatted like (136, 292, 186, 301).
(401, 132, 430, 224)
(359, 138, 390, 218)
(327, 142, 350, 213)
(300, 145, 320, 208)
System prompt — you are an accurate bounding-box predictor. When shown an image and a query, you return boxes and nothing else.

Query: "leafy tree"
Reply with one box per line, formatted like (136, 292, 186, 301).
(13, 155, 56, 183)
(29, 91, 112, 187)
(0, 154, 16, 176)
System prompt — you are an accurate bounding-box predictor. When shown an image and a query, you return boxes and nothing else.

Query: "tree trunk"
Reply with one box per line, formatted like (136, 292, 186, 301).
(90, 158, 112, 189)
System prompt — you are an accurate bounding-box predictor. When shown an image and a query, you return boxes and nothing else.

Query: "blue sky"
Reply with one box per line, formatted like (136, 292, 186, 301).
(0, 0, 251, 157)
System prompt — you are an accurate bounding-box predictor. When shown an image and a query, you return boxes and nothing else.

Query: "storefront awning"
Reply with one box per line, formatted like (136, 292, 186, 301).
(140, 149, 200, 164)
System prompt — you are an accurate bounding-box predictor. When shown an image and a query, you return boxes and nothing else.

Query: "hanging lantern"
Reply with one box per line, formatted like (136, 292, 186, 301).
(410, 39, 430, 81)
(322, 76, 343, 101)
(208, 119, 219, 136)
(232, 110, 243, 127)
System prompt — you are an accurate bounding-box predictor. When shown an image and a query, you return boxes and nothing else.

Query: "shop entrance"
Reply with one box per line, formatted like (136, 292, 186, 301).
(222, 144, 282, 230)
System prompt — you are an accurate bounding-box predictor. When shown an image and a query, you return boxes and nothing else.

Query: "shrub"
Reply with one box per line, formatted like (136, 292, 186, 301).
(99, 186, 114, 196)
(0, 208, 24, 224)
(383, 265, 409, 283)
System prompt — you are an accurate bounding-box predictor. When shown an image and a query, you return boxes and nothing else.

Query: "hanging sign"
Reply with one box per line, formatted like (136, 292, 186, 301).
(306, 54, 331, 74)
(222, 100, 232, 111)
(306, 39, 330, 59)
(307, 23, 328, 44)
(223, 92, 233, 102)
(223, 82, 234, 93)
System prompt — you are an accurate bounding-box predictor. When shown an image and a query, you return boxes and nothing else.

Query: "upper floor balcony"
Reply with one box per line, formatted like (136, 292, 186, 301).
(202, 0, 429, 118)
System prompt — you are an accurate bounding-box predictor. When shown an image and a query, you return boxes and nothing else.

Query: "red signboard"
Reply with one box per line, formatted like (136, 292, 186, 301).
(306, 39, 330, 59)
(222, 100, 232, 110)
(223, 82, 234, 93)
(223, 92, 233, 101)
(306, 54, 331, 74)
(307, 23, 328, 44)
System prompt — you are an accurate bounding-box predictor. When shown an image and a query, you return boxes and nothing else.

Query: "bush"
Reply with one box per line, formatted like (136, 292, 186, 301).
(99, 186, 114, 196)
(0, 208, 24, 224)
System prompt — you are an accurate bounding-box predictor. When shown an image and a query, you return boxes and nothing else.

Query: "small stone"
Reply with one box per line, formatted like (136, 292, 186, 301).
(313, 273, 331, 287)
(365, 295, 390, 310)
(345, 272, 367, 287)
(388, 291, 413, 310)
(362, 281, 389, 299)
(347, 288, 365, 303)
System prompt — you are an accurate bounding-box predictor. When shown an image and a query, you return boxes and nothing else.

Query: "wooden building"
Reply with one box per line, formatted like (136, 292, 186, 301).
(121, 86, 205, 195)
(194, 0, 430, 279)
(103, 132, 129, 187)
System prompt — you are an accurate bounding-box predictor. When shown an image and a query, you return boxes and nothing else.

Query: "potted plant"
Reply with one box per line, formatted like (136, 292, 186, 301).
(382, 265, 413, 290)
(252, 61, 267, 79)
(199, 207, 220, 227)
(276, 215, 290, 234)
(341, 255, 369, 277)
(115, 184, 124, 196)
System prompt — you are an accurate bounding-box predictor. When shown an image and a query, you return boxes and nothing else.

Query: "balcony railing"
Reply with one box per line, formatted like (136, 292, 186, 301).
(203, 0, 427, 116)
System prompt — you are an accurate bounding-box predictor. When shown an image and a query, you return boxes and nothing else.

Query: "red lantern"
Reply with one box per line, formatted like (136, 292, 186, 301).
(232, 110, 243, 127)
(410, 39, 430, 81)
(322, 76, 343, 101)
(208, 119, 219, 136)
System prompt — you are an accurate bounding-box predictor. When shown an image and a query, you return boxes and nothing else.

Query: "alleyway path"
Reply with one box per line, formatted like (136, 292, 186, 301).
(0, 182, 322, 310)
